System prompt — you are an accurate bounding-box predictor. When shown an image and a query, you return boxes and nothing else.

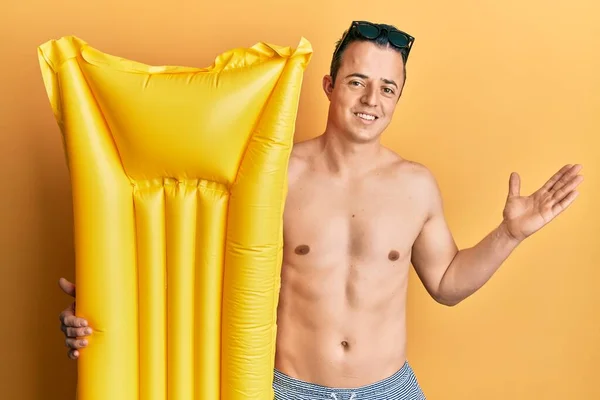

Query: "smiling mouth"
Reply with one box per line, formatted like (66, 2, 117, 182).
(354, 112, 378, 122)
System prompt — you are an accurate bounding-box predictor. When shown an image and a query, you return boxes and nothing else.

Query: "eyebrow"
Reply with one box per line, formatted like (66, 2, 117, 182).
(344, 73, 398, 89)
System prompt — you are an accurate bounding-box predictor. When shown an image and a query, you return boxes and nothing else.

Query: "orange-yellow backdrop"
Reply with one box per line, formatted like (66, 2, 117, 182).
(1, 1, 598, 399)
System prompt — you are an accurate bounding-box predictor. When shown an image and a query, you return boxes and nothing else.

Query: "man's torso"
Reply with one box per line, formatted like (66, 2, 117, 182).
(274, 137, 433, 388)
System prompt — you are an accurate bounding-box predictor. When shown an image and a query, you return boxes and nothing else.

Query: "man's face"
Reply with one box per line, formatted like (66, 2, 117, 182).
(323, 40, 405, 144)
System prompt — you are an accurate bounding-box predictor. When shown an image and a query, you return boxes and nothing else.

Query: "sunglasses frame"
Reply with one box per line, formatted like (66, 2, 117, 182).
(333, 20, 415, 63)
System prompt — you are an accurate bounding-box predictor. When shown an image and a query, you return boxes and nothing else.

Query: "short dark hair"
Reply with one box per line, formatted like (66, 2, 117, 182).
(329, 22, 408, 87)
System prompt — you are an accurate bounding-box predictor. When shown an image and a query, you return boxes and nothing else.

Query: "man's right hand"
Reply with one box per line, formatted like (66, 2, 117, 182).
(59, 277, 92, 360)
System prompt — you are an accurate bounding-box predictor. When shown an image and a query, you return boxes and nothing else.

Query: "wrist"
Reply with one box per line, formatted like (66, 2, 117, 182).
(498, 220, 523, 247)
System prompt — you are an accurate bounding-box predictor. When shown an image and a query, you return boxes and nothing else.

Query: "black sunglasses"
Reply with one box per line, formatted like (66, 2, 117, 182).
(334, 20, 415, 62)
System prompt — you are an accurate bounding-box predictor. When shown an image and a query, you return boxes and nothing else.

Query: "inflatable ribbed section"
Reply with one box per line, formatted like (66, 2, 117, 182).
(37, 35, 312, 400)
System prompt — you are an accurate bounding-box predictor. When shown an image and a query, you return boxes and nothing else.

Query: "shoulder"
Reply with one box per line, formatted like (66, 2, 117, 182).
(383, 148, 438, 186)
(290, 138, 317, 161)
(287, 138, 318, 183)
(384, 150, 443, 208)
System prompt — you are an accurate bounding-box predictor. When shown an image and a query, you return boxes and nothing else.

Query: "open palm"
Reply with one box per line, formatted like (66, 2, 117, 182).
(502, 164, 583, 241)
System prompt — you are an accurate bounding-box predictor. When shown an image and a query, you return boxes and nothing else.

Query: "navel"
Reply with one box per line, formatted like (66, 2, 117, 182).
(341, 340, 349, 348)
(388, 250, 400, 261)
(295, 245, 310, 255)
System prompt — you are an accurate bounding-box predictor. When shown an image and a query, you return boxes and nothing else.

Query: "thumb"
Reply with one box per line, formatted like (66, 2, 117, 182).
(508, 172, 520, 197)
(59, 277, 76, 298)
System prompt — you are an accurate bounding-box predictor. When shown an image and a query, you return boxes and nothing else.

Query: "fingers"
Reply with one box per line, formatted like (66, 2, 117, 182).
(61, 307, 91, 360)
(59, 304, 73, 324)
(61, 313, 88, 329)
(552, 173, 584, 202)
(59, 305, 87, 326)
(65, 337, 89, 350)
(63, 326, 93, 338)
(58, 279, 88, 361)
(542, 164, 573, 192)
(552, 190, 579, 215)
(68, 349, 80, 360)
(65, 338, 88, 360)
(59, 277, 76, 298)
(549, 164, 583, 193)
(508, 172, 520, 197)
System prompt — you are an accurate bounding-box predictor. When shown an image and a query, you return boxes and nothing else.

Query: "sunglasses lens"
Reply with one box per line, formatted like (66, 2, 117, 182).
(388, 31, 410, 47)
(356, 23, 380, 39)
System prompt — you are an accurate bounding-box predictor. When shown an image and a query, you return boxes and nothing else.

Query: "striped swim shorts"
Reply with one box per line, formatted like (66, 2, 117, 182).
(273, 361, 426, 400)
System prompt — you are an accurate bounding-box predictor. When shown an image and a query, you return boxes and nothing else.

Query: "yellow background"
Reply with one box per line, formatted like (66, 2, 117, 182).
(1, 1, 598, 399)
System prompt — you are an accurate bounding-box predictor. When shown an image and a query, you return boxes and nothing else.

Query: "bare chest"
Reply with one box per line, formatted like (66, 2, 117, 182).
(283, 174, 428, 265)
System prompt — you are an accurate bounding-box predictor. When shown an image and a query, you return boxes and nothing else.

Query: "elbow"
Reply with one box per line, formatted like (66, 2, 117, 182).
(436, 296, 462, 307)
(432, 287, 464, 307)
(433, 275, 465, 307)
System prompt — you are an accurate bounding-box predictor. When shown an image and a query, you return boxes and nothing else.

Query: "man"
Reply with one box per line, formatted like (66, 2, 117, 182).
(58, 20, 583, 399)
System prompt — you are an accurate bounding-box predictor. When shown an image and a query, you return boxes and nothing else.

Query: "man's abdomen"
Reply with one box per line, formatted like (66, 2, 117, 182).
(275, 265, 409, 388)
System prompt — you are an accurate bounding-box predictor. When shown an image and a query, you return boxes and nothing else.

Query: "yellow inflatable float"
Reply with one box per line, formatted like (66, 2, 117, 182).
(38, 36, 312, 400)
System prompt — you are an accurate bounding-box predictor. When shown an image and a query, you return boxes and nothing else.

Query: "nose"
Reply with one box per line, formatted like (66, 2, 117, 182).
(360, 84, 378, 107)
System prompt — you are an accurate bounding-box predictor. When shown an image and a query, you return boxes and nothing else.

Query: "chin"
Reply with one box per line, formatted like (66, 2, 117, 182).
(346, 129, 382, 144)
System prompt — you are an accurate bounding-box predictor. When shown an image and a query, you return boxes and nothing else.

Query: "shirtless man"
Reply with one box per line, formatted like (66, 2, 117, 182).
(58, 21, 583, 399)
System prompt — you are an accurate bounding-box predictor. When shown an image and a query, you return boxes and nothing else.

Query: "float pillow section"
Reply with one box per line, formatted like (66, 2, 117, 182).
(37, 35, 312, 400)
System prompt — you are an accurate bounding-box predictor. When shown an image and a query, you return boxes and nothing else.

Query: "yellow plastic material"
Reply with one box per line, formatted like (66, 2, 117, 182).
(37, 36, 312, 400)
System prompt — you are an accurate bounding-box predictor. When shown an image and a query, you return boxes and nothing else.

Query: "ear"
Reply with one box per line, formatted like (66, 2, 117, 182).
(322, 74, 334, 100)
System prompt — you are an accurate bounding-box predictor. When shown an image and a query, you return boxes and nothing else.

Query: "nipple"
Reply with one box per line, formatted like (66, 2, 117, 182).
(388, 250, 400, 261)
(295, 245, 310, 255)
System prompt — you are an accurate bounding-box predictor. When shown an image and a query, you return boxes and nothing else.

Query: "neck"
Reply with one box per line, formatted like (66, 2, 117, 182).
(316, 130, 383, 178)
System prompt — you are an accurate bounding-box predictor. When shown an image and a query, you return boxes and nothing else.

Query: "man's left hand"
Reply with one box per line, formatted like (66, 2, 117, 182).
(501, 164, 584, 242)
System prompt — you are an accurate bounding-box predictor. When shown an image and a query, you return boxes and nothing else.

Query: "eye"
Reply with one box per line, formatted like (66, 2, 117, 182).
(383, 87, 395, 95)
(349, 80, 364, 87)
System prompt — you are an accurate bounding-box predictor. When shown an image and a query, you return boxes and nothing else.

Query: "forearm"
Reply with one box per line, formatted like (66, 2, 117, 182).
(437, 222, 522, 305)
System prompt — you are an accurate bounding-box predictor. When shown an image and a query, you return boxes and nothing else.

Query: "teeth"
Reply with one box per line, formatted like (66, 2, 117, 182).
(356, 112, 376, 121)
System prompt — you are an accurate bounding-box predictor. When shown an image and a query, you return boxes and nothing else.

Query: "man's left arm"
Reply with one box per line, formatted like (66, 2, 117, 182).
(411, 164, 583, 306)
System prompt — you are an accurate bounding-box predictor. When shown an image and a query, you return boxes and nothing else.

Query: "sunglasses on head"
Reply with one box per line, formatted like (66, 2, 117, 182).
(334, 20, 415, 62)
